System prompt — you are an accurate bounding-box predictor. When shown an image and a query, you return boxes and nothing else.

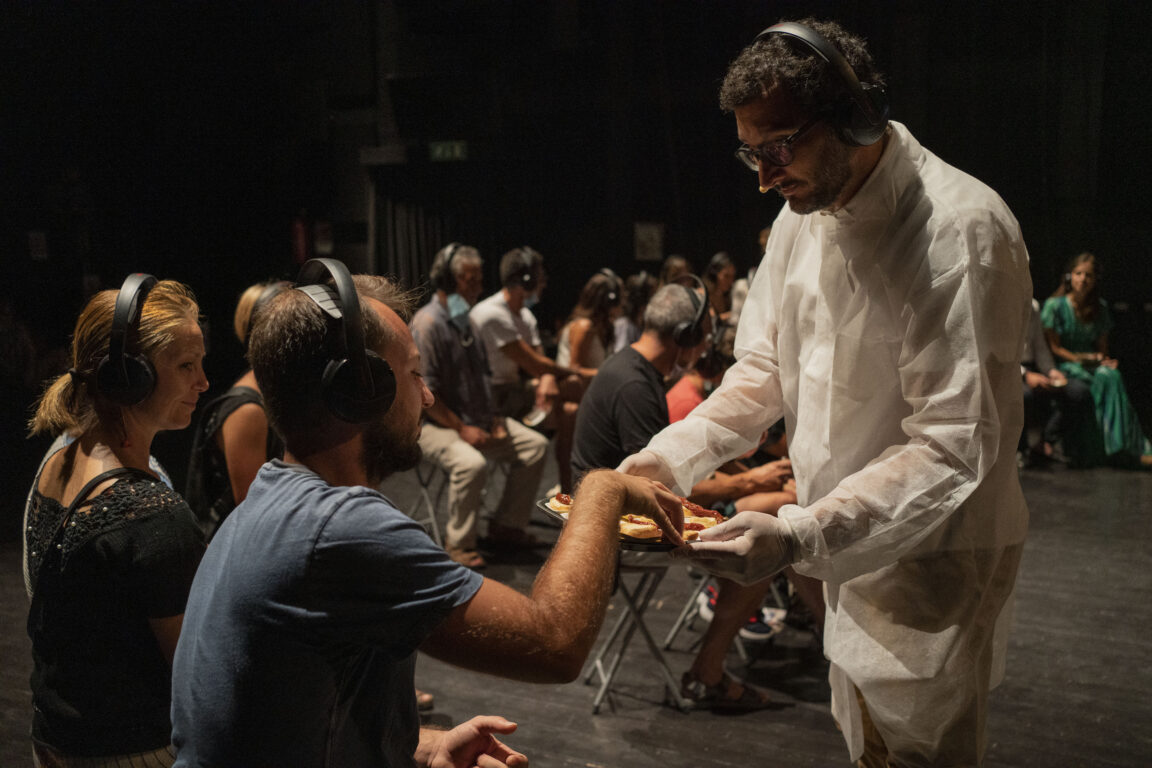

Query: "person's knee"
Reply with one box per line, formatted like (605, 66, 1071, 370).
(1093, 365, 1123, 387)
(450, 450, 488, 485)
(520, 430, 549, 466)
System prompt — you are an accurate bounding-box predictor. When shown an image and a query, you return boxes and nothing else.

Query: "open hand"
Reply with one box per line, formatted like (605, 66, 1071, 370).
(418, 716, 528, 768)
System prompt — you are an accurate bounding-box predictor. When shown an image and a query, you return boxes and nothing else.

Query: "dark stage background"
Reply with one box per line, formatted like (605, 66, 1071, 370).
(2, 1, 1149, 538)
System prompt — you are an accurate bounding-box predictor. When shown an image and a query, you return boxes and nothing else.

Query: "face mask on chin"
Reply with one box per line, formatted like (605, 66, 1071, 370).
(446, 293, 471, 332)
(523, 291, 540, 310)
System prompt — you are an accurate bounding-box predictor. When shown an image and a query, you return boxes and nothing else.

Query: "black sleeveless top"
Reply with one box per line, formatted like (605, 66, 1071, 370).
(26, 471, 204, 755)
(185, 385, 284, 536)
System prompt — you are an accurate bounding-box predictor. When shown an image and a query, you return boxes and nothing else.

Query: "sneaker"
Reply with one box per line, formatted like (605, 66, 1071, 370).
(523, 407, 549, 428)
(738, 607, 787, 642)
(695, 585, 718, 622)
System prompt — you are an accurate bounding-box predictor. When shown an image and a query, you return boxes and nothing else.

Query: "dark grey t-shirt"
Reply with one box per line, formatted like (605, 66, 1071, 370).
(571, 346, 669, 481)
(171, 460, 483, 768)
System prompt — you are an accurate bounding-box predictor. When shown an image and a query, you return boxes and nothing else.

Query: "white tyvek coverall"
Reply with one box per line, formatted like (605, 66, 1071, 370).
(636, 122, 1031, 765)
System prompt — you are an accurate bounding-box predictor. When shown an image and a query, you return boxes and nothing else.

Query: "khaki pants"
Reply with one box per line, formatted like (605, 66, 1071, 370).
(417, 418, 548, 549)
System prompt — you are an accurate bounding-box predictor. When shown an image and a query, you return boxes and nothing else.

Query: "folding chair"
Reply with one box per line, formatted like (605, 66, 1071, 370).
(403, 457, 511, 548)
(582, 554, 694, 713)
(408, 459, 445, 546)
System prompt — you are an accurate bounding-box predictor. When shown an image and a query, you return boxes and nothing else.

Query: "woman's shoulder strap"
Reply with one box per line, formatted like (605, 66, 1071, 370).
(68, 467, 156, 513)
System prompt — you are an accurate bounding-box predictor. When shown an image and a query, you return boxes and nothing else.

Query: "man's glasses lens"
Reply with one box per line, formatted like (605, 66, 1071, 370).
(734, 115, 823, 171)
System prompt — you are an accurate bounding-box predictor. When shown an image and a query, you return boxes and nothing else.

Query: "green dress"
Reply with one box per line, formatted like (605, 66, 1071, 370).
(1040, 296, 1151, 467)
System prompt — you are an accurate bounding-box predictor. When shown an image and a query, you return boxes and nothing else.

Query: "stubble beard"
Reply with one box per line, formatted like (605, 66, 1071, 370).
(784, 138, 853, 215)
(362, 417, 423, 485)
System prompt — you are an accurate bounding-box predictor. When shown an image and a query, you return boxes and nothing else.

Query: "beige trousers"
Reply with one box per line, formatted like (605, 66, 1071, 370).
(417, 418, 548, 549)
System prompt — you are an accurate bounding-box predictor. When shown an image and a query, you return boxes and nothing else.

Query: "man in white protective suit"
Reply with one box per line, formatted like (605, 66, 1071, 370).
(619, 18, 1032, 767)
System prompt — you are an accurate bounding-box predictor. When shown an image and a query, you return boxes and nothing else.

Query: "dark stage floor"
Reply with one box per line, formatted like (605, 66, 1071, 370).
(2, 458, 1150, 767)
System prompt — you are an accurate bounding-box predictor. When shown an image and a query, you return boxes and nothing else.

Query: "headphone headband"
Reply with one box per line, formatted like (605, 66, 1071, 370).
(755, 21, 889, 146)
(598, 267, 622, 304)
(433, 242, 463, 294)
(673, 274, 709, 348)
(96, 272, 159, 406)
(107, 273, 158, 366)
(295, 258, 396, 422)
(505, 246, 539, 292)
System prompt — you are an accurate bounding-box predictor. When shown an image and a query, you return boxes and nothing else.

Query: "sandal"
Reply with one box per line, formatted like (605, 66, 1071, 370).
(415, 688, 435, 712)
(680, 671, 771, 712)
(447, 547, 487, 569)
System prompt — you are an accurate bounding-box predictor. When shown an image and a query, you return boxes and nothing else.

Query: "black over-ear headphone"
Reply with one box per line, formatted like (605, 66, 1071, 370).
(695, 319, 732, 380)
(295, 258, 397, 423)
(96, 272, 159, 406)
(432, 242, 463, 294)
(510, 247, 539, 292)
(598, 268, 622, 304)
(672, 274, 709, 348)
(755, 22, 889, 147)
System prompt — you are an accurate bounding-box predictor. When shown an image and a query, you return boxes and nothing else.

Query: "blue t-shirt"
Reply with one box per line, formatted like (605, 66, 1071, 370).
(171, 460, 483, 768)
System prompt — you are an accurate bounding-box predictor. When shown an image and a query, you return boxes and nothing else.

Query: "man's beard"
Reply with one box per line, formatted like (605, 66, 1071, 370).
(785, 138, 853, 215)
(362, 417, 422, 485)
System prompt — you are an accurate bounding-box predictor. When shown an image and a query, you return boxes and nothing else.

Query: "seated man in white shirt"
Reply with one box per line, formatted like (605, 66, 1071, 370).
(472, 246, 589, 493)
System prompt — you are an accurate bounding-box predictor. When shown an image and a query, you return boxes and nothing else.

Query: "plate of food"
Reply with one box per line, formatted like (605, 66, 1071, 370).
(537, 492, 724, 551)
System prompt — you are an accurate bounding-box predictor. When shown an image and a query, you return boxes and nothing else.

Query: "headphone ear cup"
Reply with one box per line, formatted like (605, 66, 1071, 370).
(840, 84, 889, 146)
(321, 352, 397, 423)
(672, 321, 704, 349)
(95, 352, 157, 406)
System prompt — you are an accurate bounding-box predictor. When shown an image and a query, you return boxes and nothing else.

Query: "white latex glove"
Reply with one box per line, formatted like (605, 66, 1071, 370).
(677, 511, 801, 585)
(616, 450, 676, 489)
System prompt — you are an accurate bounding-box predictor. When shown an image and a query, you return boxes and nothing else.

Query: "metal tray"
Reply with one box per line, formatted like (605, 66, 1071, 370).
(536, 498, 678, 551)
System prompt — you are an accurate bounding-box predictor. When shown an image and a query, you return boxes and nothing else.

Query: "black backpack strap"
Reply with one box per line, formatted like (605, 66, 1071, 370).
(31, 466, 157, 594)
(63, 467, 157, 524)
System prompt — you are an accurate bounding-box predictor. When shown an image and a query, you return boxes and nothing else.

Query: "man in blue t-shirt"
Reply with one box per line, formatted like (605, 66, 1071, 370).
(171, 266, 686, 768)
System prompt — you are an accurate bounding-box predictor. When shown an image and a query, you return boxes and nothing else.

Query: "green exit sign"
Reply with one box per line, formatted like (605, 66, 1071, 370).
(429, 141, 469, 162)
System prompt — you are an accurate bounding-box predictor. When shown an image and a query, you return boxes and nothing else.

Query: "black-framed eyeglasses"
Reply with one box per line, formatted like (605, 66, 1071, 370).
(734, 114, 825, 170)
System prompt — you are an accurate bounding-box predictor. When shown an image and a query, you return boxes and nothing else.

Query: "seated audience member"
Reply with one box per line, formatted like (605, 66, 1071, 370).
(411, 243, 549, 569)
(473, 246, 587, 492)
(703, 251, 737, 327)
(185, 280, 288, 538)
(659, 254, 695, 287)
(612, 270, 658, 354)
(170, 260, 683, 767)
(665, 328, 823, 709)
(1041, 252, 1152, 468)
(556, 268, 623, 372)
(24, 275, 207, 766)
(570, 282, 795, 708)
(570, 280, 713, 480)
(1018, 297, 1080, 466)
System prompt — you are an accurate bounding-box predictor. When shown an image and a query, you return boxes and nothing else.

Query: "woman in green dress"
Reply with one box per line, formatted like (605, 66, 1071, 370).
(1041, 252, 1152, 468)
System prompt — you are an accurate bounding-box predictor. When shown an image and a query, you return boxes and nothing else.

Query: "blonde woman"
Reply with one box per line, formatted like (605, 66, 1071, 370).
(185, 280, 287, 538)
(24, 275, 207, 767)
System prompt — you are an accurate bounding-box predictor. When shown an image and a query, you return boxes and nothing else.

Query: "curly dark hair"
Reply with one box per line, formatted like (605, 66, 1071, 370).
(719, 18, 885, 116)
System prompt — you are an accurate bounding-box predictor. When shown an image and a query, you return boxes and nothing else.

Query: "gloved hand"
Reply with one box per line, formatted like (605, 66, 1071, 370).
(677, 511, 801, 585)
(616, 450, 676, 488)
